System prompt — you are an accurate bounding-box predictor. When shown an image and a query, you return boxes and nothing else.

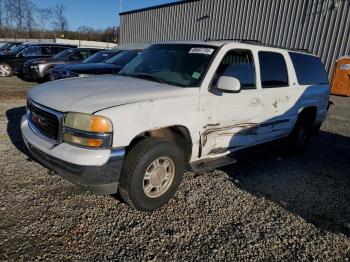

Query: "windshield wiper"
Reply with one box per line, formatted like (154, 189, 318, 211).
(118, 73, 187, 87)
(131, 74, 169, 84)
(118, 72, 132, 77)
(118, 73, 167, 84)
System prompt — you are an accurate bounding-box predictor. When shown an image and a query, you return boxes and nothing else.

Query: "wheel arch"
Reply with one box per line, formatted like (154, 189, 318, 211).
(298, 106, 317, 128)
(127, 125, 193, 164)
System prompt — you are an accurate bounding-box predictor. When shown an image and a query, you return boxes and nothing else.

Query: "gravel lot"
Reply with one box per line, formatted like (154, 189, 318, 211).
(1, 77, 350, 261)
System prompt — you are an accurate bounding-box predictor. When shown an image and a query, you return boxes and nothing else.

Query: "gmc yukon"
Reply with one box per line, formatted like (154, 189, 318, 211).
(21, 41, 329, 211)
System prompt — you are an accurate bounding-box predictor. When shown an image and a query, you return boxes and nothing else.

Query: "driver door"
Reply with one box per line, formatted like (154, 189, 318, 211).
(200, 48, 263, 157)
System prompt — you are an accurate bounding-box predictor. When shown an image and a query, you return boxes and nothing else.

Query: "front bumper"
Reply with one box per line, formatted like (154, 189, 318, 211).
(21, 115, 125, 195)
(23, 66, 41, 79)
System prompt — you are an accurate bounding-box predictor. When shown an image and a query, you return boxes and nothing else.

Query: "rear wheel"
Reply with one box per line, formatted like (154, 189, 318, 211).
(0, 63, 13, 77)
(287, 115, 313, 153)
(118, 138, 184, 211)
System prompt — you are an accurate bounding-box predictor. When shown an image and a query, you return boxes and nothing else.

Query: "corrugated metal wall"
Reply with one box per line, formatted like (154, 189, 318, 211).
(120, 0, 350, 74)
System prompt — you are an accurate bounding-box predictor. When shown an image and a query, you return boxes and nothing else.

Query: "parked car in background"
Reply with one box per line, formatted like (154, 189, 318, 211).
(21, 40, 329, 211)
(0, 43, 76, 77)
(57, 50, 140, 79)
(22, 48, 102, 82)
(49, 49, 124, 81)
(0, 41, 24, 54)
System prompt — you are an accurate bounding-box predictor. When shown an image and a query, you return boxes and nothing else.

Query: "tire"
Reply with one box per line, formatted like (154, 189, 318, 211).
(119, 138, 185, 212)
(37, 75, 49, 84)
(0, 63, 13, 77)
(287, 115, 313, 153)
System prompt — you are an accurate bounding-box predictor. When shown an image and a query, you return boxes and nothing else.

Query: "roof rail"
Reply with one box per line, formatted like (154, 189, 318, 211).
(205, 38, 261, 44)
(204, 38, 311, 53)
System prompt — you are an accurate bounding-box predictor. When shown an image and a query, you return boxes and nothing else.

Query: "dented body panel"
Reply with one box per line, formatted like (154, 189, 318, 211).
(23, 40, 330, 178)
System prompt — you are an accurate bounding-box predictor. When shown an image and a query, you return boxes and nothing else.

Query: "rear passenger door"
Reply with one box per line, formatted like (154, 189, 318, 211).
(258, 51, 296, 141)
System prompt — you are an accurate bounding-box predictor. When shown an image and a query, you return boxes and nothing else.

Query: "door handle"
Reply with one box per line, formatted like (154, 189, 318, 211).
(250, 98, 261, 107)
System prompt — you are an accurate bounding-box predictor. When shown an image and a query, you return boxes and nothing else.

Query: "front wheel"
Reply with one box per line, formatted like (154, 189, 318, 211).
(0, 63, 13, 77)
(118, 138, 184, 211)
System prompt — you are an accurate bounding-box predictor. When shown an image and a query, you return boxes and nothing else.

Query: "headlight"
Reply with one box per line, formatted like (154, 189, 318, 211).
(63, 112, 113, 148)
(30, 65, 38, 69)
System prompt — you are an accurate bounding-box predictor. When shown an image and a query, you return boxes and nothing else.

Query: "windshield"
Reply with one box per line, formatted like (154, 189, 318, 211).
(119, 44, 217, 87)
(105, 50, 139, 66)
(0, 43, 12, 51)
(7, 44, 29, 55)
(53, 48, 75, 59)
(83, 50, 122, 63)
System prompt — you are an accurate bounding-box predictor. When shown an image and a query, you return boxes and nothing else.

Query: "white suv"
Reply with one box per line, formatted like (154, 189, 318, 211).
(21, 41, 330, 211)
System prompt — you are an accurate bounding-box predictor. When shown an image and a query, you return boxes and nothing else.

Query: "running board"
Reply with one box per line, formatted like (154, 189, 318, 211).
(190, 155, 237, 174)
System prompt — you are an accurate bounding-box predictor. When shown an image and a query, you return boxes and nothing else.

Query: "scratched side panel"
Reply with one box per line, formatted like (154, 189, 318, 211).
(99, 88, 202, 161)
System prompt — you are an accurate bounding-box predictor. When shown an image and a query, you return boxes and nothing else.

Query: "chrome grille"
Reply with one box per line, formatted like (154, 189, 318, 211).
(28, 101, 61, 141)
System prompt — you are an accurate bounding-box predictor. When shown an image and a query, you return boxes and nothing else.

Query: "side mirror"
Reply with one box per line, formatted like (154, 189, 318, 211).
(16, 52, 24, 58)
(216, 76, 241, 93)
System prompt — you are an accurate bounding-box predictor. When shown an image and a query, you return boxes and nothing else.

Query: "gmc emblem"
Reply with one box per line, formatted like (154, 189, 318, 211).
(31, 112, 47, 127)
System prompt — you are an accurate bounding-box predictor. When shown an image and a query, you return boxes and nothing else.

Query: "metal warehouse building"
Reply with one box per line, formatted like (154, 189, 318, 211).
(120, 0, 350, 74)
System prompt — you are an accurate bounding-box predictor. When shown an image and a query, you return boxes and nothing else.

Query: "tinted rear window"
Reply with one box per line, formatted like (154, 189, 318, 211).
(259, 51, 289, 88)
(289, 52, 329, 85)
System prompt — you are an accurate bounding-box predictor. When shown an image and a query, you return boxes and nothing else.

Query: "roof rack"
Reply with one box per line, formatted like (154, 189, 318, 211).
(205, 38, 261, 44)
(205, 38, 311, 53)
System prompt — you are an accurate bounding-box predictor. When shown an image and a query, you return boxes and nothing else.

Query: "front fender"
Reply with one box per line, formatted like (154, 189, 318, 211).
(97, 96, 200, 149)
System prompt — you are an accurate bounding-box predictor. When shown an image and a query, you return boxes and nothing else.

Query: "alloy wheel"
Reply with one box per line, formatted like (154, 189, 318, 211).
(143, 157, 175, 198)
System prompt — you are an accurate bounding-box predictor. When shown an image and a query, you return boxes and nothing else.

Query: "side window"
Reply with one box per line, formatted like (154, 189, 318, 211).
(69, 51, 86, 61)
(259, 51, 289, 88)
(41, 46, 54, 56)
(78, 50, 89, 59)
(22, 46, 42, 57)
(54, 47, 67, 54)
(214, 49, 256, 89)
(289, 52, 329, 85)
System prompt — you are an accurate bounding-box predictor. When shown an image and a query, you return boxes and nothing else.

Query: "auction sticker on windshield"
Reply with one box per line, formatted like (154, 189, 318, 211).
(189, 48, 214, 55)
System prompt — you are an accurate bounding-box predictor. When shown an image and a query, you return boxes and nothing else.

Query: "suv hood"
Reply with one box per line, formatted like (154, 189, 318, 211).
(28, 75, 196, 113)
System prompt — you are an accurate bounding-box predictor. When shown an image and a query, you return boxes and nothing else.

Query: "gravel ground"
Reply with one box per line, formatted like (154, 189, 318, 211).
(1, 77, 350, 261)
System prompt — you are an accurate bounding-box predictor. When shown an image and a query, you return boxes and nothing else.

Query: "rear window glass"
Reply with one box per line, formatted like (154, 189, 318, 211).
(289, 52, 329, 85)
(259, 51, 289, 88)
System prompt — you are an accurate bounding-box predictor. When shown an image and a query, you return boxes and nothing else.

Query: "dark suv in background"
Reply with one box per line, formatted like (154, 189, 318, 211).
(49, 49, 124, 80)
(22, 47, 102, 82)
(0, 42, 24, 54)
(0, 43, 76, 77)
(57, 50, 140, 80)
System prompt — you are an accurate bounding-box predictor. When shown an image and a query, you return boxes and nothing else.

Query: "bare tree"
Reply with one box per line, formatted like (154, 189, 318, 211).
(53, 4, 67, 36)
(38, 8, 52, 39)
(3, 0, 15, 38)
(0, 0, 3, 34)
(12, 0, 26, 35)
(24, 0, 37, 39)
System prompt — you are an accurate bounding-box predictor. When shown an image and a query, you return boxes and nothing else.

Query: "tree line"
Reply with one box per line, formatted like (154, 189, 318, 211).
(0, 0, 119, 43)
